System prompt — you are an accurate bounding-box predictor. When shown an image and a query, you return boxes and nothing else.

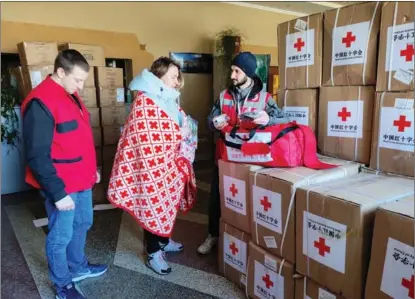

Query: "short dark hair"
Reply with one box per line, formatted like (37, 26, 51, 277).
(54, 49, 89, 74)
(150, 57, 181, 79)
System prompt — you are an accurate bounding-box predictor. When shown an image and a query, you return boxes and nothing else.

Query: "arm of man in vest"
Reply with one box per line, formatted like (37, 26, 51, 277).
(23, 99, 75, 210)
(207, 98, 227, 131)
(256, 96, 289, 126)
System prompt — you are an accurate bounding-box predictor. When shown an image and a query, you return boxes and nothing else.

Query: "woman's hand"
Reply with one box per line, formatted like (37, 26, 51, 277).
(180, 127, 191, 139)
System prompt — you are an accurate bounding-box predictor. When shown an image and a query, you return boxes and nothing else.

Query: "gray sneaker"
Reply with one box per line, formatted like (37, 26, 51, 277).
(197, 234, 218, 255)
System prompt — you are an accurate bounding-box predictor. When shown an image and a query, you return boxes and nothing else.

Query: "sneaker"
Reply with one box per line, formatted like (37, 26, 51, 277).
(72, 263, 108, 282)
(197, 234, 218, 255)
(146, 250, 172, 275)
(56, 283, 86, 299)
(161, 239, 184, 253)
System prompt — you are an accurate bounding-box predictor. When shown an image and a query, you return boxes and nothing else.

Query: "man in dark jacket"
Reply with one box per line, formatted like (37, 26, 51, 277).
(22, 49, 107, 299)
(197, 52, 288, 254)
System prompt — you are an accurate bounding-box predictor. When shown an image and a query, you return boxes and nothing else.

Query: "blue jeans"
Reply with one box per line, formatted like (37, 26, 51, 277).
(43, 189, 93, 289)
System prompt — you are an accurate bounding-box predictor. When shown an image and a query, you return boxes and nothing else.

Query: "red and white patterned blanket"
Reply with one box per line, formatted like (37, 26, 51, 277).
(107, 93, 196, 237)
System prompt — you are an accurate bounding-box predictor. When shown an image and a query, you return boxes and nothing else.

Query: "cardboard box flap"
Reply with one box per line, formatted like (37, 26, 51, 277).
(302, 173, 414, 207)
(379, 195, 414, 218)
(253, 155, 360, 186)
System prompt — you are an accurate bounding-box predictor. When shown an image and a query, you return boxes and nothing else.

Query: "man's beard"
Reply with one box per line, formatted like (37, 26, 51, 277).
(232, 76, 248, 88)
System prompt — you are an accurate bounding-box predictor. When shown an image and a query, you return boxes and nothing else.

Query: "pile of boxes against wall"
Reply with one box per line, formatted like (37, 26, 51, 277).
(218, 2, 414, 298)
(16, 42, 128, 204)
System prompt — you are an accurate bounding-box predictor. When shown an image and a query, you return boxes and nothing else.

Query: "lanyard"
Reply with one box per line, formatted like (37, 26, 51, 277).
(236, 86, 253, 116)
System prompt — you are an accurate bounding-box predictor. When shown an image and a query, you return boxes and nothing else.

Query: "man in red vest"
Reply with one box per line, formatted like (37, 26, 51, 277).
(22, 50, 107, 299)
(198, 52, 288, 255)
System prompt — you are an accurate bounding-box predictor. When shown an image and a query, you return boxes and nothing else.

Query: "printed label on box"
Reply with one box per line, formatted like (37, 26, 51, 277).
(318, 288, 336, 299)
(254, 261, 284, 299)
(303, 211, 347, 274)
(332, 21, 370, 66)
(379, 105, 414, 152)
(117, 88, 125, 103)
(385, 23, 414, 72)
(264, 255, 277, 272)
(327, 100, 364, 139)
(223, 175, 247, 215)
(395, 98, 414, 110)
(223, 232, 247, 274)
(253, 185, 282, 234)
(380, 237, 414, 299)
(295, 19, 308, 31)
(283, 106, 310, 126)
(393, 69, 414, 85)
(286, 29, 315, 68)
(30, 71, 42, 88)
(264, 236, 278, 249)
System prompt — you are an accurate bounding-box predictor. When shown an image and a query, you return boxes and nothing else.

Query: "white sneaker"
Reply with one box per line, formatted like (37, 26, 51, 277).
(161, 239, 184, 253)
(146, 250, 172, 275)
(197, 234, 218, 255)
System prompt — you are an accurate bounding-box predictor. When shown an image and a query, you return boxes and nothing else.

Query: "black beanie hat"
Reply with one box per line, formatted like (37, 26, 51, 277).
(231, 52, 257, 78)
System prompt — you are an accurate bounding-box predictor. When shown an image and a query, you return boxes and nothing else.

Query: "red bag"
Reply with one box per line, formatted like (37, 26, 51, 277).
(219, 122, 336, 170)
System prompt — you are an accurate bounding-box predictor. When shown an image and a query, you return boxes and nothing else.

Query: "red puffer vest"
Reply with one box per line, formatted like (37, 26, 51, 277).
(21, 76, 97, 194)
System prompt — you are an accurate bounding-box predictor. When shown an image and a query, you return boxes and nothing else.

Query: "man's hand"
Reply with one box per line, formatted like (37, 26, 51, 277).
(55, 195, 75, 211)
(213, 114, 229, 130)
(253, 111, 270, 126)
(96, 171, 101, 184)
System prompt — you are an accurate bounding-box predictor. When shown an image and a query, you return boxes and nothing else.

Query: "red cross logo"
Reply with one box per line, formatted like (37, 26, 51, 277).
(402, 275, 414, 299)
(260, 196, 272, 212)
(400, 44, 414, 62)
(394, 115, 412, 132)
(314, 237, 330, 257)
(262, 274, 274, 289)
(342, 31, 356, 48)
(229, 242, 239, 255)
(294, 38, 305, 52)
(229, 184, 238, 197)
(338, 107, 351, 122)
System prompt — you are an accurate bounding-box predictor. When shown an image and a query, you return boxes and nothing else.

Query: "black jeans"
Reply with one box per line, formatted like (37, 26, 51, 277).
(208, 165, 221, 237)
(145, 230, 169, 254)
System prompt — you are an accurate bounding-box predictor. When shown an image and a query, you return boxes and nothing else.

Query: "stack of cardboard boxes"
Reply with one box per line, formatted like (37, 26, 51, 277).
(217, 2, 414, 299)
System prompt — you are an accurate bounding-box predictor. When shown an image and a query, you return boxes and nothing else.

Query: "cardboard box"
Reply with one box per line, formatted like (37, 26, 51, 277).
(249, 156, 360, 264)
(59, 43, 105, 67)
(365, 196, 414, 299)
(102, 145, 117, 182)
(95, 67, 124, 88)
(218, 219, 250, 290)
(247, 241, 295, 299)
(21, 65, 54, 90)
(370, 92, 414, 177)
(17, 42, 58, 66)
(92, 128, 102, 147)
(376, 2, 414, 92)
(98, 87, 126, 107)
(277, 89, 318, 132)
(78, 87, 97, 108)
(295, 173, 415, 299)
(277, 13, 323, 89)
(84, 71, 95, 87)
(219, 160, 262, 233)
(322, 2, 381, 86)
(318, 86, 375, 164)
(100, 106, 128, 126)
(102, 126, 122, 145)
(88, 107, 101, 128)
(295, 276, 346, 299)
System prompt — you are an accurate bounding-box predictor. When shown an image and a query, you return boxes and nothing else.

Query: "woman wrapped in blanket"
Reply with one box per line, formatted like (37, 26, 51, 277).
(107, 57, 196, 275)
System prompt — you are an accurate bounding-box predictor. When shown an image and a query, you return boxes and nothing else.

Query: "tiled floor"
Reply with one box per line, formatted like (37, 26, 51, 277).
(1, 164, 245, 299)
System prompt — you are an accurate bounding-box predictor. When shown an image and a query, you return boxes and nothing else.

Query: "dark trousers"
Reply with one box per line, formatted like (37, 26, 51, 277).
(208, 165, 221, 237)
(145, 230, 169, 254)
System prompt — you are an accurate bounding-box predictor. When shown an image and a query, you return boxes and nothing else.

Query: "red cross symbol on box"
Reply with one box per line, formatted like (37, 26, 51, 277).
(394, 115, 412, 132)
(338, 107, 351, 122)
(314, 237, 330, 257)
(229, 184, 238, 197)
(342, 31, 356, 48)
(262, 274, 274, 289)
(400, 44, 414, 62)
(401, 275, 414, 299)
(260, 196, 272, 212)
(229, 242, 239, 255)
(294, 38, 305, 52)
